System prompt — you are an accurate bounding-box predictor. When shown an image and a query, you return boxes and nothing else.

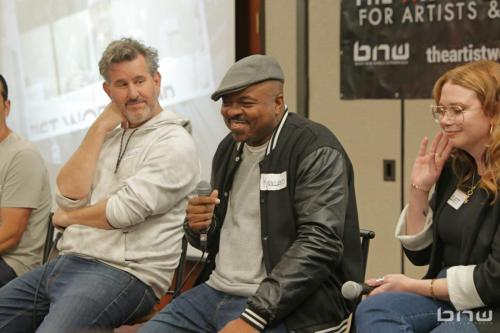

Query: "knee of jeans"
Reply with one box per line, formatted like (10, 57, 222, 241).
(355, 294, 393, 320)
(355, 296, 394, 331)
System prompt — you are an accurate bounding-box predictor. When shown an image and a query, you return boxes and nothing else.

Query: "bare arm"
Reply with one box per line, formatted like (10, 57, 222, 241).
(406, 133, 452, 235)
(52, 200, 112, 230)
(0, 207, 31, 253)
(57, 103, 127, 200)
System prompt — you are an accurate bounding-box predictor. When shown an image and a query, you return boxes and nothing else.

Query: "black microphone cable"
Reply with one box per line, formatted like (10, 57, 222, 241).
(170, 179, 213, 297)
(171, 248, 207, 299)
(32, 231, 63, 332)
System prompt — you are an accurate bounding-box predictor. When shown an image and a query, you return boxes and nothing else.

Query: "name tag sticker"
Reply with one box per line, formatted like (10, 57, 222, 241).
(447, 189, 467, 210)
(260, 172, 287, 191)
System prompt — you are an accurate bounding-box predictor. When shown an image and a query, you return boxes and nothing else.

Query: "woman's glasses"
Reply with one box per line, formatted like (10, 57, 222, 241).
(431, 105, 465, 125)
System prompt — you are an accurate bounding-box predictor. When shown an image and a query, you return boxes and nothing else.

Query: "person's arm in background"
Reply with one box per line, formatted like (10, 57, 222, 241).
(0, 149, 48, 252)
(0, 208, 31, 253)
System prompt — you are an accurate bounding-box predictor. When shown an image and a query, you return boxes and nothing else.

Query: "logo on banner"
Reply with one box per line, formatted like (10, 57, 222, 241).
(353, 41, 410, 65)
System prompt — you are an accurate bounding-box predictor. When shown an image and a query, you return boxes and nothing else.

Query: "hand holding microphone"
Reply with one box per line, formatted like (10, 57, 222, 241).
(342, 281, 372, 300)
(341, 278, 384, 300)
(186, 181, 220, 249)
(342, 274, 415, 300)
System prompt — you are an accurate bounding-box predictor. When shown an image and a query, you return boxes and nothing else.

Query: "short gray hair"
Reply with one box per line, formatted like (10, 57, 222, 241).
(98, 38, 159, 81)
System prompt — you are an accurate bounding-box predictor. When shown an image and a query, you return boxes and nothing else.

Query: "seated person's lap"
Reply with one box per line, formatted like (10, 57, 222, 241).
(141, 283, 287, 333)
(0, 255, 156, 332)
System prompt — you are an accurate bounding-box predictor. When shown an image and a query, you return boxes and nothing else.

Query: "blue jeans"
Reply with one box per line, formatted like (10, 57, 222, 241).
(139, 283, 288, 333)
(355, 292, 479, 333)
(0, 255, 156, 332)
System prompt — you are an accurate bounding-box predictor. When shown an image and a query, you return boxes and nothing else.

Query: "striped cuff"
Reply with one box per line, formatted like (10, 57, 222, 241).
(240, 308, 267, 331)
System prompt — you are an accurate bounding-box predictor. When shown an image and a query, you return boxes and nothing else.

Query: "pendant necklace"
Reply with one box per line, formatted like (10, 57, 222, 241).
(114, 128, 139, 173)
(464, 174, 480, 203)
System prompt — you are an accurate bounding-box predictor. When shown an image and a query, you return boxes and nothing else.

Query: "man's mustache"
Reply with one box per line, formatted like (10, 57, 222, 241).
(125, 99, 145, 106)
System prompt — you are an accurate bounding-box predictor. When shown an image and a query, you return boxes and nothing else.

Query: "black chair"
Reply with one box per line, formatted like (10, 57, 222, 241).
(167, 235, 188, 298)
(359, 229, 375, 279)
(42, 212, 55, 264)
(349, 229, 376, 333)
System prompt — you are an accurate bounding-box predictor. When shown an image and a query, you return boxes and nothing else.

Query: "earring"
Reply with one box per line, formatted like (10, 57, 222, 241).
(490, 124, 494, 136)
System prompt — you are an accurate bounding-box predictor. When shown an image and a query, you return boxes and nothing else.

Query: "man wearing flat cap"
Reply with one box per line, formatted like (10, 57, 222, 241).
(140, 54, 363, 333)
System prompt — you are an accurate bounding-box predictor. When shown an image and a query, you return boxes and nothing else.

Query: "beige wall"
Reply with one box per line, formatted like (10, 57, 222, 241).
(264, 0, 441, 279)
(265, 0, 298, 115)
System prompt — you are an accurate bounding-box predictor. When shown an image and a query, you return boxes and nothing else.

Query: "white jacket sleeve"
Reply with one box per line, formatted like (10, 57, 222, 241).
(395, 205, 434, 251)
(447, 265, 485, 310)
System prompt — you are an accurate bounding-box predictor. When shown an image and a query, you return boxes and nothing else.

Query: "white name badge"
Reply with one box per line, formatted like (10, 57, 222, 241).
(260, 171, 287, 191)
(447, 189, 468, 210)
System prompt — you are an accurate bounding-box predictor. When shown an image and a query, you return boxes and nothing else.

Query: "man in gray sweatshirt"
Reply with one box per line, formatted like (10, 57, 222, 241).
(0, 38, 200, 332)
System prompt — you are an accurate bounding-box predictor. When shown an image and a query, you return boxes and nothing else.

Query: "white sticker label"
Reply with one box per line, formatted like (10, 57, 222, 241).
(260, 172, 287, 191)
(447, 189, 468, 210)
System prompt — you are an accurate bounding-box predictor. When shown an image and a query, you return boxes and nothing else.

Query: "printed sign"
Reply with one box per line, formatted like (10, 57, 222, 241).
(341, 0, 500, 99)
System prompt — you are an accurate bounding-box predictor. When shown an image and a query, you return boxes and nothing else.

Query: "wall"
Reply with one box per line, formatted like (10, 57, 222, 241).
(265, 0, 441, 279)
(265, 0, 298, 116)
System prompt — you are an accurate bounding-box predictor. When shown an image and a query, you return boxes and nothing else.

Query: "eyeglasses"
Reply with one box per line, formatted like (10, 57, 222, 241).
(431, 105, 466, 124)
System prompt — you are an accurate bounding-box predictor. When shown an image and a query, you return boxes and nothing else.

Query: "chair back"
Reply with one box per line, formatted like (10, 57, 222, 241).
(359, 229, 375, 280)
(42, 212, 55, 264)
(349, 229, 376, 333)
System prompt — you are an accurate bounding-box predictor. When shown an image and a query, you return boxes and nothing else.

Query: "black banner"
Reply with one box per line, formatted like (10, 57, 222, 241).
(340, 0, 500, 99)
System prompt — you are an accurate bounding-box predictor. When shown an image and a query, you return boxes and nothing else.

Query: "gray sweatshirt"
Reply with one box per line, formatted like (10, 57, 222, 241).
(56, 109, 200, 298)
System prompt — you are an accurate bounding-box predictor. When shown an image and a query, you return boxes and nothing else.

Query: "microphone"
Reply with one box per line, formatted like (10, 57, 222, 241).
(341, 281, 375, 300)
(196, 180, 212, 250)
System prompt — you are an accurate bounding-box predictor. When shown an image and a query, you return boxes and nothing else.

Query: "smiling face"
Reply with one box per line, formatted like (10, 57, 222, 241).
(220, 80, 285, 146)
(103, 54, 162, 128)
(438, 81, 491, 158)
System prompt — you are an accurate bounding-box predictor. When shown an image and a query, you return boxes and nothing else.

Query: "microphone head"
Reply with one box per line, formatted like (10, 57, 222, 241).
(341, 281, 363, 300)
(196, 180, 212, 196)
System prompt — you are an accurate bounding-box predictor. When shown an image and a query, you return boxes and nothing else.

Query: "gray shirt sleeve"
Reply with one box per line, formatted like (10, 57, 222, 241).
(1, 149, 46, 209)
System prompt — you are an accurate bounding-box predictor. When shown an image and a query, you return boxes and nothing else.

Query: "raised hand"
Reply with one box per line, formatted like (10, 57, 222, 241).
(410, 132, 453, 192)
(94, 102, 128, 133)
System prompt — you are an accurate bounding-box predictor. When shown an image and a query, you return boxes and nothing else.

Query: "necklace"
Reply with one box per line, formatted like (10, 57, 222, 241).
(114, 128, 138, 173)
(464, 174, 480, 203)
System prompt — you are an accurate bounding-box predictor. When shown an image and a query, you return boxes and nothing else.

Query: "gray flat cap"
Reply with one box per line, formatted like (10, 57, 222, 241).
(211, 54, 284, 101)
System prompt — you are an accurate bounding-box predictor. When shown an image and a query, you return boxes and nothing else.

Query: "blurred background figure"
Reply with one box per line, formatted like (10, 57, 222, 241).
(0, 73, 51, 287)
